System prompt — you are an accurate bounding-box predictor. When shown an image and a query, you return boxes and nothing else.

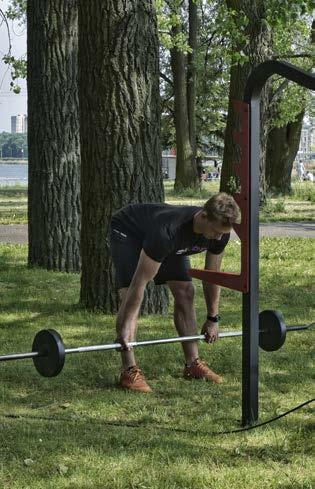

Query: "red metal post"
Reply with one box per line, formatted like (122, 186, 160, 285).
(189, 100, 249, 293)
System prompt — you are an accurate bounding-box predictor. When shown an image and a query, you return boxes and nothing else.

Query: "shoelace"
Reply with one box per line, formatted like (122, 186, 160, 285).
(197, 363, 211, 375)
(128, 367, 143, 382)
(190, 360, 220, 379)
(191, 359, 208, 371)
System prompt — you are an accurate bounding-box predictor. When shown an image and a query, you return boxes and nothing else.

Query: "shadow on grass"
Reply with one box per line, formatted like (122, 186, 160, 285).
(0, 405, 313, 467)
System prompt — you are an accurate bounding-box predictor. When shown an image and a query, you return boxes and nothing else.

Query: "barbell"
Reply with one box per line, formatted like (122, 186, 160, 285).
(0, 310, 313, 378)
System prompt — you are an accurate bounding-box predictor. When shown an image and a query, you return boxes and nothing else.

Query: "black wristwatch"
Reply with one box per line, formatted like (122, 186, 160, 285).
(206, 314, 221, 323)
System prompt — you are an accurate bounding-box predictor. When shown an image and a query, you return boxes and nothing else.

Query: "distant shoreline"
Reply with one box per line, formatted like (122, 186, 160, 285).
(0, 159, 28, 165)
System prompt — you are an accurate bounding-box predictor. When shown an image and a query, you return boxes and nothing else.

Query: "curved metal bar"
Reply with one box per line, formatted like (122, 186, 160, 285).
(244, 60, 315, 103)
(242, 60, 314, 427)
(287, 323, 314, 332)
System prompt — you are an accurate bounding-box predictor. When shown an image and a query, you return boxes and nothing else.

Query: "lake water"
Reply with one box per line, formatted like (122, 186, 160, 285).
(0, 163, 28, 186)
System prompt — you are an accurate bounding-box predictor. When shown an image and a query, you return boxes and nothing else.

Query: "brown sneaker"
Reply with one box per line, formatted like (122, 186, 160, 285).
(120, 366, 152, 393)
(183, 358, 223, 384)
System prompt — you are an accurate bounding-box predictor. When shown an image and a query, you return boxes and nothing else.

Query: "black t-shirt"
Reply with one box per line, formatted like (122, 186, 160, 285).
(111, 203, 230, 263)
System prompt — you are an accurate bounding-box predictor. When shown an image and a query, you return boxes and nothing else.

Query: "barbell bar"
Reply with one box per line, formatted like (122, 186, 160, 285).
(0, 310, 313, 378)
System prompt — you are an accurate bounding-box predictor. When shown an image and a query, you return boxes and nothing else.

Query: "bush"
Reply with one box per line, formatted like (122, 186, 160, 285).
(292, 182, 315, 203)
(261, 199, 286, 215)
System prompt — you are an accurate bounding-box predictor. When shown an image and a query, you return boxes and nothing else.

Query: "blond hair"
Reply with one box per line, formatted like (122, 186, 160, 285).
(203, 193, 241, 226)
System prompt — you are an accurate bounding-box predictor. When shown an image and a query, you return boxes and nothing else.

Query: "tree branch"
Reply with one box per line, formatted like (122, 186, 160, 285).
(160, 71, 173, 87)
(0, 8, 12, 56)
(272, 53, 314, 59)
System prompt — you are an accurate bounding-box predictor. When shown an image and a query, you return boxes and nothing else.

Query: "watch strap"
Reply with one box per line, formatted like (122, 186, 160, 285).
(206, 314, 221, 322)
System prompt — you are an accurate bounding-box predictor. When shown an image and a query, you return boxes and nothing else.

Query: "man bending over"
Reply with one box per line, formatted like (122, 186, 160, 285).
(110, 193, 241, 392)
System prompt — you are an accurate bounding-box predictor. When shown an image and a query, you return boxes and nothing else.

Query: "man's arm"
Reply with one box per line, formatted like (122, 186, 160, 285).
(116, 249, 161, 348)
(201, 250, 224, 343)
(202, 250, 224, 315)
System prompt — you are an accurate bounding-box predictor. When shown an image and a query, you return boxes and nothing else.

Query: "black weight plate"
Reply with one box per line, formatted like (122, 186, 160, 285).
(32, 329, 65, 377)
(259, 310, 286, 352)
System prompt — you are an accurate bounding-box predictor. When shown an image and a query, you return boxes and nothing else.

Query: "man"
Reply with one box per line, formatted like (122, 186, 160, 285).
(110, 192, 241, 393)
(296, 160, 305, 181)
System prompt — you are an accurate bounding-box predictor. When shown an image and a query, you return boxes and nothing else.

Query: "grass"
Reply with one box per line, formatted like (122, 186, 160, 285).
(0, 241, 314, 488)
(0, 186, 27, 224)
(1, 180, 314, 225)
(164, 180, 315, 223)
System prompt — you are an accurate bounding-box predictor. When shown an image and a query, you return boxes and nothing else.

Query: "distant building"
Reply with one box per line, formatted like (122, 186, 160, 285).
(297, 122, 312, 161)
(11, 114, 28, 134)
(161, 148, 222, 181)
(162, 153, 176, 180)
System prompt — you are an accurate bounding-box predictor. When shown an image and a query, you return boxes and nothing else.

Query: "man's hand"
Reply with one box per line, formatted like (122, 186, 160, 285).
(115, 250, 162, 352)
(201, 320, 219, 344)
(115, 326, 134, 351)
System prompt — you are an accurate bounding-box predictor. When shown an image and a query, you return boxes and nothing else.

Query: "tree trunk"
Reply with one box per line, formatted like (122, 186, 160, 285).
(170, 6, 199, 192)
(266, 111, 305, 194)
(220, 0, 272, 202)
(27, 0, 81, 272)
(79, 0, 168, 314)
(187, 0, 198, 173)
(265, 20, 314, 195)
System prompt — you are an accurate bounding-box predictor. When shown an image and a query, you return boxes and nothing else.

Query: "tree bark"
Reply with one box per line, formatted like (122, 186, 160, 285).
(171, 28, 198, 191)
(187, 0, 198, 171)
(79, 0, 168, 313)
(169, 2, 199, 192)
(220, 0, 272, 202)
(27, 0, 81, 272)
(265, 20, 314, 194)
(266, 111, 305, 194)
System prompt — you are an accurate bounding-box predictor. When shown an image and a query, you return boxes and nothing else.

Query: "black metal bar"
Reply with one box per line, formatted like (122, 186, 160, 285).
(286, 325, 312, 332)
(241, 60, 314, 427)
(244, 61, 315, 103)
(242, 95, 260, 426)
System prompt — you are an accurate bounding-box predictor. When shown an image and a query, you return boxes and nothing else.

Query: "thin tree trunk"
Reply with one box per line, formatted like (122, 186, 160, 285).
(79, 0, 168, 313)
(27, 0, 81, 272)
(220, 0, 272, 202)
(170, 3, 199, 192)
(265, 20, 314, 194)
(266, 111, 305, 194)
(187, 0, 198, 171)
(171, 36, 198, 190)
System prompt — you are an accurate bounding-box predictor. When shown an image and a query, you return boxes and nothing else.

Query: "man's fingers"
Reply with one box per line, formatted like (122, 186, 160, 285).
(204, 333, 218, 344)
(115, 337, 131, 351)
(204, 332, 213, 344)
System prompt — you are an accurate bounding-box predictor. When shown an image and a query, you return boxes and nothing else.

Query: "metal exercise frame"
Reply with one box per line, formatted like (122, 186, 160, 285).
(189, 61, 315, 426)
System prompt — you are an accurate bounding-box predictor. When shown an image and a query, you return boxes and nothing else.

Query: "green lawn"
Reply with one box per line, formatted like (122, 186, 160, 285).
(164, 180, 315, 222)
(0, 186, 28, 224)
(0, 181, 314, 224)
(0, 241, 314, 488)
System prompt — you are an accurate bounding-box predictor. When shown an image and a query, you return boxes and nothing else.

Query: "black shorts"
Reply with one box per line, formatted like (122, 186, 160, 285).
(110, 226, 192, 289)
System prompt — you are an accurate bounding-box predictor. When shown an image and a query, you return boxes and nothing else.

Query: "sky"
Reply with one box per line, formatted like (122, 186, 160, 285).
(0, 0, 27, 132)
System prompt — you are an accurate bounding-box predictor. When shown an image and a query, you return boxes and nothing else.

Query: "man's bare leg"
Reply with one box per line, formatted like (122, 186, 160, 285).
(167, 280, 222, 383)
(116, 287, 137, 369)
(167, 281, 199, 364)
(116, 287, 152, 392)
